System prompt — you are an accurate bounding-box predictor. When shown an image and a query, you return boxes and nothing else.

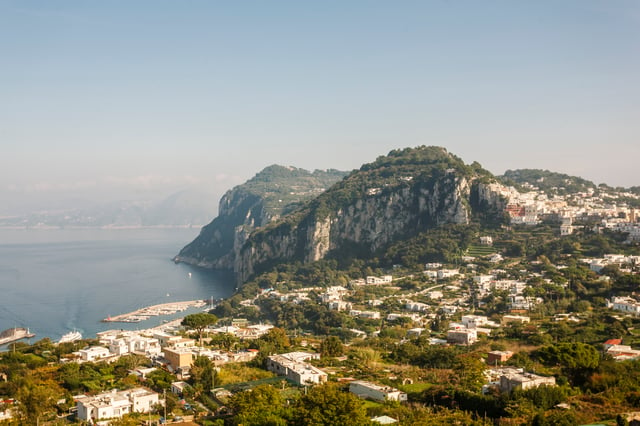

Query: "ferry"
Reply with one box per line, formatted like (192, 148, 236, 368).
(0, 327, 35, 345)
(58, 330, 82, 344)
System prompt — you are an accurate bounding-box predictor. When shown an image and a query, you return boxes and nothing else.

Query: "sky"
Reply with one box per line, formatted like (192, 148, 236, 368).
(1, 1, 639, 214)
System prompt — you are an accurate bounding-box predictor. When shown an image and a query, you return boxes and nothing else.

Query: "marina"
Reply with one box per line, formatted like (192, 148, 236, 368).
(102, 300, 209, 323)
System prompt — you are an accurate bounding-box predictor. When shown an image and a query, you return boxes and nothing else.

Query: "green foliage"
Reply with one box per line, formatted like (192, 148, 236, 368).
(535, 342, 600, 386)
(228, 384, 291, 425)
(510, 385, 570, 411)
(320, 336, 344, 358)
(292, 383, 370, 426)
(501, 169, 597, 196)
(390, 338, 463, 369)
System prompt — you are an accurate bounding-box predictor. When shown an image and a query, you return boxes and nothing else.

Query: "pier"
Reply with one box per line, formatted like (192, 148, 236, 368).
(102, 300, 208, 323)
(0, 328, 35, 345)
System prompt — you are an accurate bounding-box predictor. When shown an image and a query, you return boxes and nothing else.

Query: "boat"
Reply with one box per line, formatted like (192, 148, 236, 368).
(0, 327, 35, 345)
(58, 330, 82, 344)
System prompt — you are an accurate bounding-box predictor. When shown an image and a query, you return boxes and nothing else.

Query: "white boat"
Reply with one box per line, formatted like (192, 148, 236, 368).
(58, 330, 82, 344)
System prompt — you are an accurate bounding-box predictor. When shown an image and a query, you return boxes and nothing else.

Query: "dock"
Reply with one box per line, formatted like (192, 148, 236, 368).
(0, 327, 35, 345)
(102, 300, 208, 323)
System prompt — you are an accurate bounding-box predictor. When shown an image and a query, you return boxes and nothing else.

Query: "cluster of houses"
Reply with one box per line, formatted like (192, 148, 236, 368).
(75, 388, 159, 423)
(488, 180, 640, 240)
(585, 254, 640, 274)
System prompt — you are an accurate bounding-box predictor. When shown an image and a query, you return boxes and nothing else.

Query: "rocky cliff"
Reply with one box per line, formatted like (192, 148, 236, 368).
(235, 146, 508, 282)
(174, 165, 347, 269)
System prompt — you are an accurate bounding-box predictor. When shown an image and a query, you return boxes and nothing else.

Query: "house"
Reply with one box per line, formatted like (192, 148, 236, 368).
(349, 380, 407, 402)
(487, 351, 513, 365)
(107, 336, 161, 356)
(372, 415, 398, 424)
(170, 381, 190, 396)
(480, 236, 493, 246)
(606, 344, 640, 361)
(461, 315, 489, 328)
(153, 332, 196, 348)
(267, 352, 327, 386)
(76, 388, 159, 422)
(163, 347, 193, 372)
(603, 339, 623, 350)
(447, 329, 477, 345)
(366, 275, 393, 285)
(78, 346, 111, 362)
(611, 297, 640, 316)
(502, 315, 530, 325)
(437, 269, 459, 280)
(329, 301, 352, 311)
(498, 368, 556, 393)
(406, 328, 426, 338)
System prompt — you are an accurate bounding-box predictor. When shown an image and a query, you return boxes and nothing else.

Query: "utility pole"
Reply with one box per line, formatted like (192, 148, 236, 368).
(164, 389, 167, 422)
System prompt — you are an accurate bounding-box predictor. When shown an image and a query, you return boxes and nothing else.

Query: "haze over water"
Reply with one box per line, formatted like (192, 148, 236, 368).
(0, 228, 234, 344)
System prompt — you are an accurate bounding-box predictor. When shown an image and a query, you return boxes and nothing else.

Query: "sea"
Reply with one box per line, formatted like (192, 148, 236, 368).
(0, 227, 235, 347)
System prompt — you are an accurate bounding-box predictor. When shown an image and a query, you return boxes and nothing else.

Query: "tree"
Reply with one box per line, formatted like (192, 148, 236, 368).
(452, 353, 486, 392)
(209, 332, 239, 351)
(292, 383, 369, 426)
(320, 336, 344, 358)
(536, 342, 600, 386)
(229, 384, 290, 425)
(15, 378, 64, 424)
(181, 313, 218, 345)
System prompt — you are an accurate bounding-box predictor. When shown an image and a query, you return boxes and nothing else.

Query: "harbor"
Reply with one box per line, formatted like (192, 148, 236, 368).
(102, 300, 209, 323)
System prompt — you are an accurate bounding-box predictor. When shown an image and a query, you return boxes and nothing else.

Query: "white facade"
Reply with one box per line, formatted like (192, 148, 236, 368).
(499, 369, 556, 393)
(437, 269, 459, 279)
(366, 275, 393, 285)
(76, 388, 159, 422)
(461, 315, 489, 328)
(447, 329, 477, 345)
(349, 380, 407, 402)
(78, 346, 111, 362)
(611, 296, 640, 316)
(267, 352, 327, 386)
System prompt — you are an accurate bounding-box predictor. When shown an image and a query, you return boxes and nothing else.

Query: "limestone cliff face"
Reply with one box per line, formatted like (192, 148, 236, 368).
(174, 189, 269, 269)
(235, 161, 502, 283)
(174, 165, 347, 271)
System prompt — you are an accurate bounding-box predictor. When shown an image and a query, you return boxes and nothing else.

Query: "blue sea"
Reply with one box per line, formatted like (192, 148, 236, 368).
(0, 228, 234, 345)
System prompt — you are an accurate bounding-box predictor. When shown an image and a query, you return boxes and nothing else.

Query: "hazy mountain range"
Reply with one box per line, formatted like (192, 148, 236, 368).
(0, 189, 220, 228)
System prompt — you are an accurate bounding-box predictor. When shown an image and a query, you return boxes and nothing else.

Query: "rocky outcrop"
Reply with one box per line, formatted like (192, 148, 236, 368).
(174, 165, 347, 271)
(234, 147, 505, 282)
(177, 146, 509, 285)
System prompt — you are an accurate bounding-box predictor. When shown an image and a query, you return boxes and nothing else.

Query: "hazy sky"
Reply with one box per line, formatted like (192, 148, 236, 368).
(2, 1, 639, 213)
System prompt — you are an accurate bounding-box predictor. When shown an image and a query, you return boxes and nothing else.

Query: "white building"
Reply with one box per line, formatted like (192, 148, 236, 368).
(502, 315, 530, 325)
(447, 329, 477, 345)
(78, 346, 111, 362)
(366, 275, 393, 285)
(437, 269, 460, 280)
(76, 388, 159, 423)
(107, 336, 161, 356)
(606, 344, 640, 361)
(611, 296, 640, 316)
(267, 352, 327, 386)
(349, 380, 407, 402)
(498, 369, 556, 393)
(461, 315, 489, 328)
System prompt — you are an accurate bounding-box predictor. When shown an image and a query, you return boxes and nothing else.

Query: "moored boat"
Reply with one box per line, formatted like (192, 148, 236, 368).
(58, 330, 82, 344)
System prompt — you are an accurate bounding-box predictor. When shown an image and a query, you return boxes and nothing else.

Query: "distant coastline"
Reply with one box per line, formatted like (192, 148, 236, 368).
(0, 224, 204, 230)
